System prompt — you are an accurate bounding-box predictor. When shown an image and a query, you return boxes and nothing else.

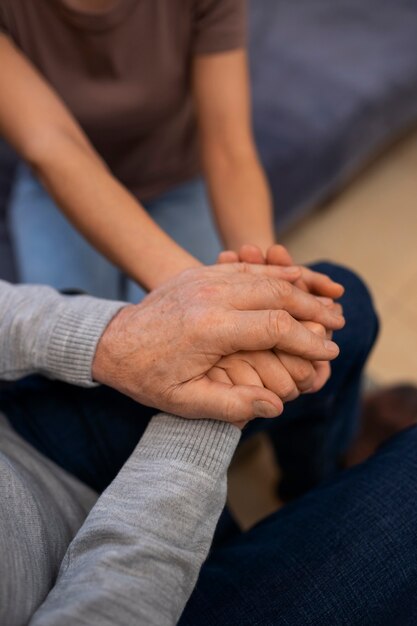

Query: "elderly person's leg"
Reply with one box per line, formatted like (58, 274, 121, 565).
(0, 413, 96, 626)
(0, 377, 156, 492)
(180, 425, 417, 626)
(251, 262, 379, 500)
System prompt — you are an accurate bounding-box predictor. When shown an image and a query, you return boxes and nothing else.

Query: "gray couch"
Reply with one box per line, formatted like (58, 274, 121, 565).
(1, 0, 417, 281)
(249, 0, 417, 232)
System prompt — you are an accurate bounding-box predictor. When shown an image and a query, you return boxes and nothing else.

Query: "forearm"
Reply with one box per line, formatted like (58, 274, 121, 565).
(30, 414, 241, 626)
(205, 152, 275, 254)
(0, 36, 199, 292)
(32, 138, 200, 291)
(0, 280, 124, 385)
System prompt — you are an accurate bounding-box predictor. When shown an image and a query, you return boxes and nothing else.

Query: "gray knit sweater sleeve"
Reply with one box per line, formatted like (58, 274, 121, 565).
(0, 280, 241, 624)
(30, 414, 241, 626)
(0, 279, 125, 385)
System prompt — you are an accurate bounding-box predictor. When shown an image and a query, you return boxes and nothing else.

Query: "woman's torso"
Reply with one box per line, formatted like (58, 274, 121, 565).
(0, 0, 204, 199)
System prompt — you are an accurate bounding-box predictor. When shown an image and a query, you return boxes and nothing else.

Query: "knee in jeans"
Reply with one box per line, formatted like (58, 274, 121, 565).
(311, 261, 379, 354)
(382, 423, 417, 455)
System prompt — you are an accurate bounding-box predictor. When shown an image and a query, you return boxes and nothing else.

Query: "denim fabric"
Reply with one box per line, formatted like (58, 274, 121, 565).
(180, 425, 417, 626)
(266, 262, 379, 500)
(8, 165, 222, 302)
(0, 378, 156, 492)
(237, 262, 379, 501)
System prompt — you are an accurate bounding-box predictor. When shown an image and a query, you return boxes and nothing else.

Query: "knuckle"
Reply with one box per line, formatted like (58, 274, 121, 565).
(308, 322, 327, 338)
(276, 279, 293, 299)
(279, 378, 298, 399)
(223, 397, 243, 423)
(191, 308, 223, 346)
(197, 282, 221, 301)
(312, 297, 323, 318)
(275, 309, 293, 336)
(238, 262, 251, 274)
(292, 361, 314, 384)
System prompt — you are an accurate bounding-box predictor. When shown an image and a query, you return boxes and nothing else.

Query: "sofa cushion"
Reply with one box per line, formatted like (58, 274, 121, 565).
(249, 0, 417, 231)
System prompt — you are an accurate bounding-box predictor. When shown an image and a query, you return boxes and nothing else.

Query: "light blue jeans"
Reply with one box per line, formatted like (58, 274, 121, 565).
(8, 165, 222, 302)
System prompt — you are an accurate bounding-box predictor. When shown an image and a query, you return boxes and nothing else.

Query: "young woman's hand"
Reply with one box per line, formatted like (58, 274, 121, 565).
(219, 244, 344, 299)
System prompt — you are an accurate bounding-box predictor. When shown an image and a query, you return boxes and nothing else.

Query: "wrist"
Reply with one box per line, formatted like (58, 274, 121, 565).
(46, 296, 126, 387)
(91, 304, 137, 386)
(145, 256, 203, 290)
(225, 236, 276, 256)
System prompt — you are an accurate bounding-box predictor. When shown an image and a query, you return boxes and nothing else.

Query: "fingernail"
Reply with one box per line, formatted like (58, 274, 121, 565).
(253, 400, 280, 418)
(325, 340, 339, 354)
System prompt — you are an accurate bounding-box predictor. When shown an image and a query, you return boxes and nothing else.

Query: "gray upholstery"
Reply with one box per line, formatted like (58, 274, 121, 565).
(1, 0, 417, 278)
(249, 0, 417, 231)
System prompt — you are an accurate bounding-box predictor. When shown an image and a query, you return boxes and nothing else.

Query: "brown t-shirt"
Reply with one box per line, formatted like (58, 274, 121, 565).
(0, 0, 246, 200)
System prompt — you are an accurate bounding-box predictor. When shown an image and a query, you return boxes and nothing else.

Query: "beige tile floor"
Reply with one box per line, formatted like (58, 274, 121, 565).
(229, 126, 417, 529)
(281, 127, 417, 385)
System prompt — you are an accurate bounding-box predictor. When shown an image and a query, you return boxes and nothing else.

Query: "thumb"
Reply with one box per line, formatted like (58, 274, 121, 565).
(174, 376, 283, 424)
(266, 244, 294, 266)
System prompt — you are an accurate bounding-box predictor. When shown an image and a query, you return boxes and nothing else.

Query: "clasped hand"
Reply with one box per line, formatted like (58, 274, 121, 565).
(93, 257, 344, 428)
(213, 244, 345, 424)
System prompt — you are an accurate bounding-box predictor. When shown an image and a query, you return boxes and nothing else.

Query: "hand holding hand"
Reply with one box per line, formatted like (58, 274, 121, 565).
(216, 244, 345, 398)
(92, 263, 343, 427)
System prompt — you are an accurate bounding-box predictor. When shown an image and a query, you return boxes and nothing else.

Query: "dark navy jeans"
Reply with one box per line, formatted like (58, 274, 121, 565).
(265, 261, 380, 501)
(180, 425, 417, 625)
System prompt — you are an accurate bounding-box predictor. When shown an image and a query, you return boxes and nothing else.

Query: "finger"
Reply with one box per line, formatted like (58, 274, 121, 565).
(238, 244, 265, 265)
(245, 350, 301, 402)
(276, 352, 317, 394)
(218, 250, 239, 264)
(213, 262, 302, 279)
(301, 321, 327, 338)
(317, 300, 344, 317)
(224, 309, 341, 360)
(266, 244, 294, 266)
(294, 278, 310, 293)
(300, 322, 332, 392)
(211, 264, 344, 328)
(210, 267, 341, 322)
(302, 319, 333, 341)
(282, 285, 345, 329)
(207, 365, 233, 385)
(207, 361, 275, 429)
(215, 356, 265, 388)
(301, 268, 345, 299)
(175, 376, 284, 423)
(214, 270, 304, 311)
(304, 361, 331, 394)
(225, 278, 345, 329)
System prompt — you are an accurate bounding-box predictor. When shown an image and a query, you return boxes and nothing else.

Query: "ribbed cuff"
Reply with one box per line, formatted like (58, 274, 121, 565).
(45, 298, 126, 387)
(137, 413, 241, 477)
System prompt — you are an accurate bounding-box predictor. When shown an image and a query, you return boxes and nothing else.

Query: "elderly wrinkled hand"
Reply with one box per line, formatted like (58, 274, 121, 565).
(92, 263, 343, 426)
